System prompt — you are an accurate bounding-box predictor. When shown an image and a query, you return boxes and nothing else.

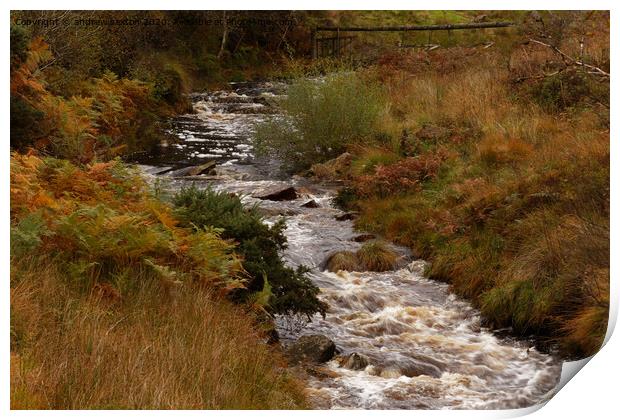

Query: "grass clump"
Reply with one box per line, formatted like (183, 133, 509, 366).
(325, 242, 399, 273)
(173, 186, 327, 318)
(356, 240, 399, 272)
(325, 251, 361, 272)
(254, 72, 386, 172)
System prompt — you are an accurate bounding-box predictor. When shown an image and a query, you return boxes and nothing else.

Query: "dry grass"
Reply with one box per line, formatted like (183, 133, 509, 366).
(10, 259, 307, 409)
(356, 241, 399, 272)
(325, 251, 361, 272)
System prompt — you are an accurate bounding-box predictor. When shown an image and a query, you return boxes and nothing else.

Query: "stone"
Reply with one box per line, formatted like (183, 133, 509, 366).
(399, 361, 443, 378)
(301, 199, 320, 208)
(310, 152, 354, 180)
(253, 186, 298, 201)
(352, 233, 376, 242)
(285, 335, 336, 365)
(335, 212, 358, 221)
(338, 352, 369, 370)
(186, 160, 217, 176)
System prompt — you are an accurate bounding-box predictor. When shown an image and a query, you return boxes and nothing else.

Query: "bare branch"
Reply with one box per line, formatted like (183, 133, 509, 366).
(528, 38, 610, 78)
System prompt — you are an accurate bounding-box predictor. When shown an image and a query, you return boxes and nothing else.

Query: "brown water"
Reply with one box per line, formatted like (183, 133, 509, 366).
(132, 81, 562, 409)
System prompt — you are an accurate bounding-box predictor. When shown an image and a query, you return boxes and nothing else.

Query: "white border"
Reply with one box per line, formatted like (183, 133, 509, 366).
(2, 2, 617, 419)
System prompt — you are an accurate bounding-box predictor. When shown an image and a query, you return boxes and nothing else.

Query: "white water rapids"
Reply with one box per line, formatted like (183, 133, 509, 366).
(132, 81, 562, 409)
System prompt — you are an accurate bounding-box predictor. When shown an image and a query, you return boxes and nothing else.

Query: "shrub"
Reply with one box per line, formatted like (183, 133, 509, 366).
(530, 70, 607, 112)
(10, 96, 44, 150)
(10, 35, 170, 163)
(173, 186, 327, 318)
(354, 151, 445, 197)
(332, 187, 359, 211)
(254, 73, 386, 172)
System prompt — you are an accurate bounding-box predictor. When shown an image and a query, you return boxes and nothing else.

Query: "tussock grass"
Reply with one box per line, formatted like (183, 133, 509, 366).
(326, 251, 361, 272)
(325, 242, 399, 273)
(356, 241, 399, 272)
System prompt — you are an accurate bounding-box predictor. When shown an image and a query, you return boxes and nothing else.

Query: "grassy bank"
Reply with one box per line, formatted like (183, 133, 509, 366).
(9, 153, 308, 409)
(255, 12, 609, 358)
(11, 260, 306, 409)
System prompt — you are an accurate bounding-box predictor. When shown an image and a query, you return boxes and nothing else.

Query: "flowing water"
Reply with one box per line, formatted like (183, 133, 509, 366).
(131, 81, 562, 410)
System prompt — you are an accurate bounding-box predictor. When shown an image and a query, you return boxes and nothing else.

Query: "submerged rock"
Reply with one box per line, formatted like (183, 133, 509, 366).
(253, 186, 298, 201)
(285, 335, 336, 365)
(337, 352, 370, 370)
(399, 361, 443, 378)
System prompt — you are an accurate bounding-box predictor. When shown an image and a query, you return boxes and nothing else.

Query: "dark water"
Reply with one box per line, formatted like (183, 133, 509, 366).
(132, 81, 562, 409)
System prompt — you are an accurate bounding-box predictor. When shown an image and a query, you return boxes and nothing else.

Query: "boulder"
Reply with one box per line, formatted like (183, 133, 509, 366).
(301, 199, 320, 208)
(399, 360, 443, 378)
(324, 251, 360, 272)
(310, 152, 354, 180)
(253, 186, 298, 201)
(186, 160, 217, 176)
(285, 335, 336, 365)
(332, 152, 353, 171)
(338, 352, 369, 370)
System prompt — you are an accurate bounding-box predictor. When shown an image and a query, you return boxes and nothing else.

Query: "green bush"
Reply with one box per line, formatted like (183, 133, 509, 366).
(254, 73, 386, 172)
(173, 186, 327, 318)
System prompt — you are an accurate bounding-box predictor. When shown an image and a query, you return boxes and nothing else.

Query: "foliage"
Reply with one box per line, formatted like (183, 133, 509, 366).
(173, 186, 327, 318)
(10, 33, 170, 162)
(254, 73, 386, 172)
(353, 152, 446, 197)
(530, 69, 608, 112)
(10, 153, 243, 295)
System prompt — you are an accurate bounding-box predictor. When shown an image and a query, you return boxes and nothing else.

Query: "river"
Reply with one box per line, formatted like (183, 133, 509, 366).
(131, 81, 562, 410)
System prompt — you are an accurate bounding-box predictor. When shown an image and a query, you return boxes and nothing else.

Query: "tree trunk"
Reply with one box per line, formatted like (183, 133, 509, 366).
(217, 11, 228, 60)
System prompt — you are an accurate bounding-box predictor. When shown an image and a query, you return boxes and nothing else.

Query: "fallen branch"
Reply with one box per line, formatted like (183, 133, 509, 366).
(528, 38, 610, 78)
(513, 69, 563, 83)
